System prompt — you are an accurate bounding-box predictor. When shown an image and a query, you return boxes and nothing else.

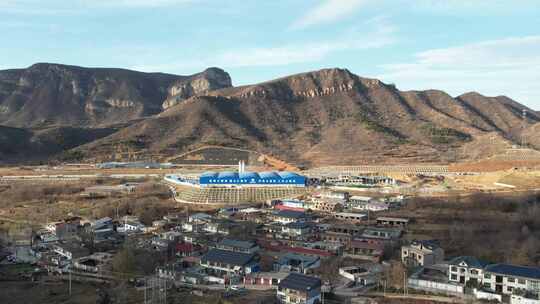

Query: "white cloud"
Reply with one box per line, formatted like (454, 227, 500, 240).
(132, 17, 396, 73)
(291, 0, 367, 29)
(378, 36, 540, 108)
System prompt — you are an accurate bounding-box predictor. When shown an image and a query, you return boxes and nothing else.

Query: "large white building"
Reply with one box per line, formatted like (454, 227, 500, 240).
(482, 264, 540, 296)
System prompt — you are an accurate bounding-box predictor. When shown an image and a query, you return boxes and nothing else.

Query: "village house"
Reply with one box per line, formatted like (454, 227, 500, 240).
(362, 227, 402, 241)
(333, 212, 366, 223)
(203, 219, 239, 235)
(272, 210, 308, 224)
(118, 217, 146, 233)
(274, 253, 321, 274)
(215, 239, 260, 254)
(277, 273, 321, 304)
(318, 191, 349, 201)
(339, 263, 384, 287)
(346, 239, 385, 262)
(376, 216, 410, 228)
(401, 240, 444, 267)
(281, 221, 312, 239)
(188, 213, 213, 223)
(275, 200, 308, 212)
(200, 248, 260, 282)
(308, 199, 344, 213)
(53, 243, 90, 261)
(482, 264, 540, 296)
(244, 271, 289, 287)
(447, 256, 488, 286)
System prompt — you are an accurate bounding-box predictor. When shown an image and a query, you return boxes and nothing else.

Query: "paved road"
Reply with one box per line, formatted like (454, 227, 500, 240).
(366, 292, 468, 303)
(0, 173, 162, 182)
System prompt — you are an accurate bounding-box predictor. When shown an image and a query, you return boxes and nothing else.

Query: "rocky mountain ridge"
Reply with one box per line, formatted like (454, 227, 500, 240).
(0, 63, 232, 128)
(0, 65, 538, 165)
(75, 68, 540, 166)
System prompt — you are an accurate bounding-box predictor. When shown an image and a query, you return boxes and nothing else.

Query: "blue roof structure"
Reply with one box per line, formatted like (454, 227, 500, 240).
(274, 210, 307, 219)
(279, 273, 321, 291)
(485, 264, 540, 279)
(199, 170, 306, 187)
(201, 249, 257, 266)
(449, 256, 488, 269)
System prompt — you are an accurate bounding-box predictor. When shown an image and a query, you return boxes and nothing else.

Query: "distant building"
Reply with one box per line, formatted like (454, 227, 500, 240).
(274, 253, 320, 274)
(362, 227, 402, 241)
(277, 273, 321, 304)
(376, 216, 409, 227)
(333, 212, 366, 223)
(282, 221, 312, 238)
(346, 239, 385, 262)
(324, 174, 396, 186)
(200, 249, 259, 278)
(216, 239, 260, 254)
(401, 240, 444, 267)
(318, 191, 349, 201)
(309, 199, 343, 213)
(272, 210, 308, 224)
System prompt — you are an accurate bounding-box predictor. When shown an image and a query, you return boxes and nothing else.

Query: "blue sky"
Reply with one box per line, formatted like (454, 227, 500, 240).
(1, 0, 539, 109)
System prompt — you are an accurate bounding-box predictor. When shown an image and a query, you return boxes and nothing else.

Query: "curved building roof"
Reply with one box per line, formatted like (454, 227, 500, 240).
(200, 171, 305, 183)
(258, 171, 280, 179)
(217, 171, 238, 179)
(239, 172, 259, 179)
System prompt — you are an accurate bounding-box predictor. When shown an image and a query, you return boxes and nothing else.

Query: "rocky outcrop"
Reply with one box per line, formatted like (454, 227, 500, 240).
(235, 68, 384, 100)
(162, 67, 232, 109)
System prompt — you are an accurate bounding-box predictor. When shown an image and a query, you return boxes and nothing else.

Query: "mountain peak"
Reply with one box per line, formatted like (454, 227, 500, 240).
(161, 67, 232, 109)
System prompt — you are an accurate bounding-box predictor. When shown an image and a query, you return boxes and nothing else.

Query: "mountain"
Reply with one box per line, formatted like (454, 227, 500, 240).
(0, 63, 232, 128)
(74, 68, 540, 166)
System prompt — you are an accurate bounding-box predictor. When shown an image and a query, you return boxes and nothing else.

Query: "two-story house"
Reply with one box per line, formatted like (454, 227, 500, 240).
(401, 240, 444, 267)
(482, 264, 540, 296)
(277, 273, 322, 304)
(448, 256, 488, 286)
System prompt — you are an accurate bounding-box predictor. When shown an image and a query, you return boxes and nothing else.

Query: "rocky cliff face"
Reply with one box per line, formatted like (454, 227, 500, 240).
(0, 63, 232, 128)
(162, 67, 232, 109)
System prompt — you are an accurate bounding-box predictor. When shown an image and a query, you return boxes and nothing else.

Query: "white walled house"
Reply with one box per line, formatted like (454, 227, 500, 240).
(448, 256, 488, 286)
(482, 264, 540, 296)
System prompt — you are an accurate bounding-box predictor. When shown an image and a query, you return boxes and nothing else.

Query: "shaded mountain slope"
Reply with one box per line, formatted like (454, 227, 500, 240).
(0, 125, 116, 163)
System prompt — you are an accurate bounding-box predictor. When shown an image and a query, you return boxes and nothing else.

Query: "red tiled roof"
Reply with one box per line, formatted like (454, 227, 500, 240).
(274, 205, 305, 212)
